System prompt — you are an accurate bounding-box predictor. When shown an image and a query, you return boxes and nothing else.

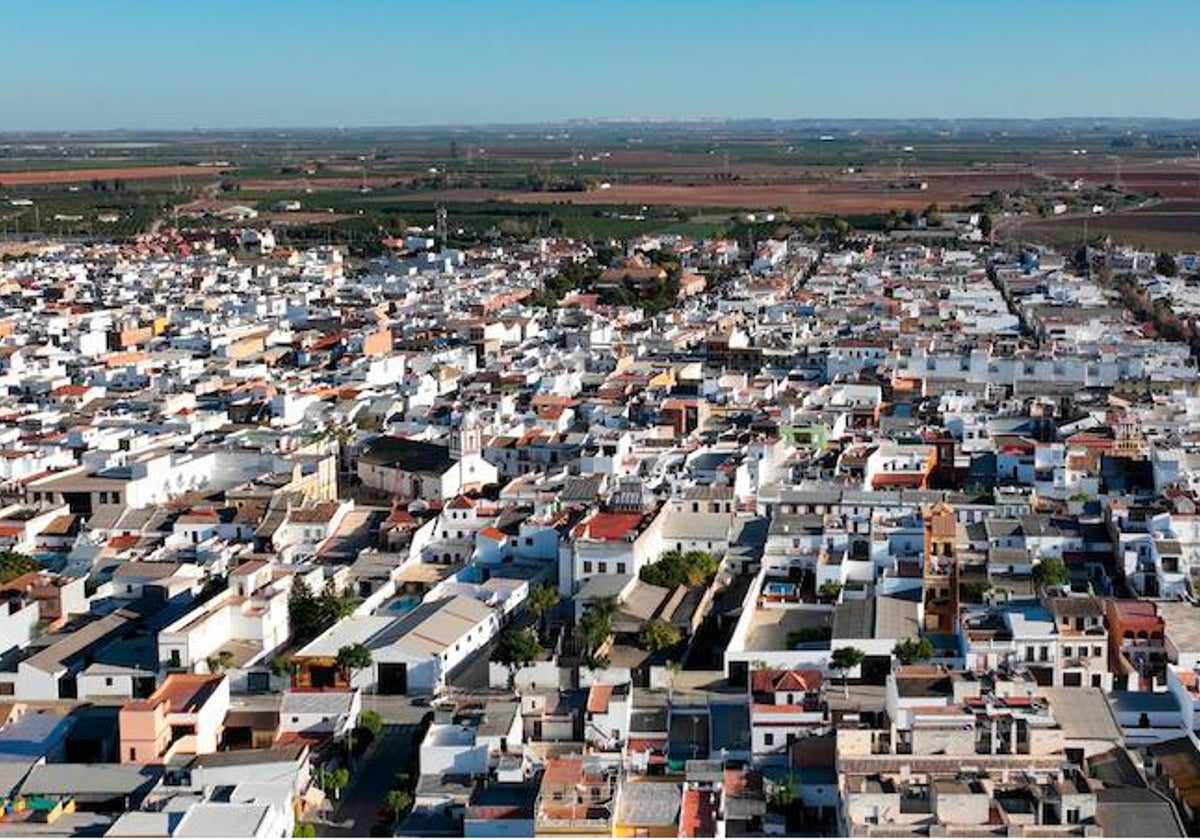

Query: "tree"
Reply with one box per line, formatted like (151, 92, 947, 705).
(639, 618, 683, 654)
(829, 647, 865, 698)
(336, 643, 373, 684)
(320, 766, 350, 798)
(1156, 252, 1179, 277)
(579, 596, 618, 667)
(270, 656, 294, 678)
(892, 636, 934, 665)
(492, 627, 542, 687)
(205, 650, 235, 673)
(196, 574, 228, 604)
(817, 581, 842, 602)
(1033, 557, 1069, 590)
(358, 710, 384, 739)
(290, 578, 356, 645)
(769, 777, 798, 809)
(293, 824, 316, 838)
(640, 550, 719, 589)
(384, 789, 412, 820)
(529, 584, 561, 640)
(0, 551, 41, 585)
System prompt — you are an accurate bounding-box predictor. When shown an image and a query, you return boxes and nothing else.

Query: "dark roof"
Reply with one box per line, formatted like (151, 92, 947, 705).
(360, 436, 454, 474)
(189, 744, 305, 768)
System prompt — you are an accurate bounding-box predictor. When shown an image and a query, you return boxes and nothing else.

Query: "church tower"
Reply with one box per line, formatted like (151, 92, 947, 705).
(450, 408, 482, 461)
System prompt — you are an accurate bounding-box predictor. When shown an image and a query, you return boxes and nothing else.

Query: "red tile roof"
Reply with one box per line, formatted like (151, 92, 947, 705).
(587, 684, 613, 714)
(574, 512, 644, 541)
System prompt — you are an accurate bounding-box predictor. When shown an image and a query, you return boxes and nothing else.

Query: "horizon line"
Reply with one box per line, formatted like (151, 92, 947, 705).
(4, 115, 1200, 136)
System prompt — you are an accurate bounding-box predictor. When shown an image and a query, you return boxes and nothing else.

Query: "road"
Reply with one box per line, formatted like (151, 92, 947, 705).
(317, 725, 416, 838)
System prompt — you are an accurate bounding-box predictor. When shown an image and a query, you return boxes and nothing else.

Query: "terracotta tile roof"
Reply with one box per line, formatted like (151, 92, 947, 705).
(587, 684, 613, 714)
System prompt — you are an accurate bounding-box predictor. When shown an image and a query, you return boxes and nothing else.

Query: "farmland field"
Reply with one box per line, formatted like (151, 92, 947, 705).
(1001, 201, 1200, 251)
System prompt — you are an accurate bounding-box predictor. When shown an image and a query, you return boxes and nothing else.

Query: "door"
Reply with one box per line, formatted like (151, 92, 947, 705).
(378, 663, 408, 695)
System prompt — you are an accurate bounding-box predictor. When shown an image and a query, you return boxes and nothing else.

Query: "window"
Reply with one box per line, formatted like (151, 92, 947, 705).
(112, 492, 121, 504)
(583, 561, 592, 573)
(105, 677, 114, 687)
(764, 733, 774, 746)
(617, 563, 626, 575)
(598, 562, 607, 574)
(129, 748, 137, 761)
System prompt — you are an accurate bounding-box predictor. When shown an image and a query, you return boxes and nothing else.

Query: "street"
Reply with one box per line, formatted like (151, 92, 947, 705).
(316, 725, 417, 838)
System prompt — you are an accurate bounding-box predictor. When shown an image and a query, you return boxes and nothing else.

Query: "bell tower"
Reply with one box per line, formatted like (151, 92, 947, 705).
(451, 409, 481, 461)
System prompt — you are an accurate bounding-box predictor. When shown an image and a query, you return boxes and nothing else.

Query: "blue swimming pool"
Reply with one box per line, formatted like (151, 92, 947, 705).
(764, 582, 797, 597)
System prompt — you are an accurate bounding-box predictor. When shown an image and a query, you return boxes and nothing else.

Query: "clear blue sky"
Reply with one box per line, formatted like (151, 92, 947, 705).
(4, 0, 1198, 130)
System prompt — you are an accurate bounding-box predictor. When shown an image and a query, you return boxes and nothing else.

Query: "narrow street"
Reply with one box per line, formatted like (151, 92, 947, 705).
(316, 725, 416, 838)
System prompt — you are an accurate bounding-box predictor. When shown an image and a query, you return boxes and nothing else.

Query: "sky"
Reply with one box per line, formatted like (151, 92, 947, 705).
(3, 0, 1198, 131)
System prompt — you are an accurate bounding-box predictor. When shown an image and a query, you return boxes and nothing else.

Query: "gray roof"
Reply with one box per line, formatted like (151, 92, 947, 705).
(21, 763, 163, 798)
(175, 803, 270, 838)
(281, 691, 356, 716)
(616, 781, 681, 827)
(108, 811, 183, 837)
(1095, 787, 1186, 838)
(23, 609, 139, 673)
(477, 701, 519, 738)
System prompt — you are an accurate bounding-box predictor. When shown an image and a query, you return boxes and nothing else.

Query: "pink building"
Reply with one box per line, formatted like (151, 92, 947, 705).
(119, 673, 230, 764)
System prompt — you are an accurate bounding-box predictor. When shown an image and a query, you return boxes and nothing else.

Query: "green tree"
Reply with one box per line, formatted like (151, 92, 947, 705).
(0, 551, 41, 585)
(817, 581, 842, 602)
(384, 789, 412, 820)
(290, 578, 357, 645)
(293, 824, 316, 838)
(1033, 557, 1069, 590)
(492, 627, 542, 687)
(639, 618, 683, 653)
(1156, 252, 1179, 277)
(829, 647, 865, 698)
(196, 574, 228, 604)
(640, 550, 719, 588)
(358, 710, 384, 738)
(336, 643, 373, 683)
(320, 766, 350, 798)
(579, 596, 618, 666)
(892, 636, 934, 665)
(205, 650, 235, 673)
(529, 584, 561, 640)
(769, 777, 798, 809)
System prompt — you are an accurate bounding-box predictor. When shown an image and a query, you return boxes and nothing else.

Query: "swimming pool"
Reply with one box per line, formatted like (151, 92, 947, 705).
(764, 582, 797, 597)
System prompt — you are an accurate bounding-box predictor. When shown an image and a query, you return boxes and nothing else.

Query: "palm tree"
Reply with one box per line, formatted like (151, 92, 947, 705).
(529, 584, 561, 642)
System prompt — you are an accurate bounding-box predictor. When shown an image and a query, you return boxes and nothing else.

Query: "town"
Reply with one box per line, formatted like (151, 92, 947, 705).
(0, 196, 1193, 839)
